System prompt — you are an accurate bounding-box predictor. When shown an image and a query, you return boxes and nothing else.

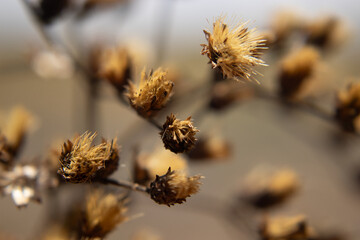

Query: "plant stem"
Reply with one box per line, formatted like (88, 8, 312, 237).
(101, 178, 150, 194)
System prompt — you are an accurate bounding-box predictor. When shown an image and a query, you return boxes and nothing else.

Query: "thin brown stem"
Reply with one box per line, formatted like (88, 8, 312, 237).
(100, 178, 150, 194)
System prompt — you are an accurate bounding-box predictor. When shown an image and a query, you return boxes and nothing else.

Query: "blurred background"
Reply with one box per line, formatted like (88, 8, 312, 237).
(1, 0, 360, 239)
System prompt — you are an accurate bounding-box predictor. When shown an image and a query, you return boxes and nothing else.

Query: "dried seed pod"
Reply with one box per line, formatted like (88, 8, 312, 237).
(160, 114, 199, 154)
(201, 16, 267, 82)
(260, 215, 315, 240)
(149, 168, 202, 206)
(133, 148, 187, 185)
(187, 135, 231, 160)
(126, 68, 174, 118)
(97, 46, 132, 93)
(240, 168, 299, 209)
(58, 132, 119, 183)
(305, 16, 347, 51)
(278, 46, 320, 100)
(81, 189, 128, 239)
(335, 82, 360, 132)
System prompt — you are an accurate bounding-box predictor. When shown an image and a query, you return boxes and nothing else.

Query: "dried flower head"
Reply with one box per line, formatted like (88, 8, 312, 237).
(160, 114, 199, 154)
(201, 16, 267, 82)
(260, 215, 315, 240)
(241, 168, 299, 209)
(97, 46, 132, 93)
(305, 16, 348, 51)
(81, 189, 128, 239)
(279, 46, 321, 100)
(335, 82, 360, 132)
(149, 168, 202, 206)
(58, 132, 119, 183)
(126, 68, 174, 118)
(133, 148, 188, 185)
(187, 135, 231, 160)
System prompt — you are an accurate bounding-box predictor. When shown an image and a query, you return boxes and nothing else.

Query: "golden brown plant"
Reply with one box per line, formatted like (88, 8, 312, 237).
(260, 215, 315, 240)
(278, 46, 321, 100)
(97, 46, 132, 93)
(81, 189, 128, 239)
(160, 114, 199, 154)
(133, 148, 187, 185)
(201, 16, 267, 82)
(241, 168, 299, 209)
(335, 82, 360, 132)
(149, 167, 202, 206)
(126, 68, 174, 118)
(187, 135, 231, 160)
(58, 132, 119, 183)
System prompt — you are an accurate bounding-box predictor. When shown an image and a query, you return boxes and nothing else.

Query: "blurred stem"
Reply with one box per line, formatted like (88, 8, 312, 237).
(101, 178, 149, 194)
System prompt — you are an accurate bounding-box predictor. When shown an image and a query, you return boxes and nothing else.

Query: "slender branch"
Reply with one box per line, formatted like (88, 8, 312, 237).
(100, 178, 150, 194)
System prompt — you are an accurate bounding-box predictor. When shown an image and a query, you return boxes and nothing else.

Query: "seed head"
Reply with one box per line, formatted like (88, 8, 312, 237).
(58, 132, 119, 183)
(126, 68, 174, 118)
(335, 82, 360, 132)
(81, 189, 128, 239)
(241, 168, 299, 209)
(279, 46, 320, 100)
(260, 215, 315, 240)
(149, 167, 202, 206)
(201, 16, 267, 83)
(160, 114, 199, 154)
(97, 46, 132, 93)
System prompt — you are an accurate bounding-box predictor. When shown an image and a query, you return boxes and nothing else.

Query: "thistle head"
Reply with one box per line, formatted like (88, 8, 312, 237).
(160, 114, 199, 154)
(126, 67, 174, 118)
(149, 167, 202, 206)
(201, 16, 267, 83)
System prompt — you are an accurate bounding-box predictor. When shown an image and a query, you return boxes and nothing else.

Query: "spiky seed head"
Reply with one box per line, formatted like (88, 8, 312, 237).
(126, 67, 174, 118)
(149, 167, 202, 206)
(201, 16, 267, 83)
(81, 189, 128, 239)
(58, 132, 119, 183)
(98, 46, 132, 93)
(160, 114, 199, 154)
(279, 46, 320, 99)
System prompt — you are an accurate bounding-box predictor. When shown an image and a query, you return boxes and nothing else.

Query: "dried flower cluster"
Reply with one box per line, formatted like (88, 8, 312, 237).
(160, 114, 199, 154)
(241, 168, 299, 209)
(81, 189, 128, 239)
(126, 68, 174, 118)
(187, 135, 231, 160)
(279, 46, 320, 99)
(335, 82, 360, 132)
(58, 132, 119, 183)
(149, 168, 202, 206)
(201, 16, 267, 82)
(97, 46, 132, 93)
(260, 215, 315, 240)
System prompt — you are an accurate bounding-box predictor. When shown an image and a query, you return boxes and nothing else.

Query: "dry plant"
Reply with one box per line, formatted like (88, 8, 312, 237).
(1, 1, 359, 240)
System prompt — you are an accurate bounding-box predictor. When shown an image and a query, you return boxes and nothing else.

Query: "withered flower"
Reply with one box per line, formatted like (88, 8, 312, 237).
(149, 168, 202, 206)
(0, 164, 40, 207)
(126, 68, 174, 118)
(279, 46, 320, 100)
(81, 189, 128, 239)
(187, 135, 231, 160)
(305, 16, 347, 51)
(133, 148, 187, 185)
(97, 46, 132, 93)
(201, 16, 267, 82)
(160, 114, 199, 154)
(58, 132, 119, 183)
(260, 215, 315, 240)
(240, 168, 299, 209)
(335, 82, 360, 132)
